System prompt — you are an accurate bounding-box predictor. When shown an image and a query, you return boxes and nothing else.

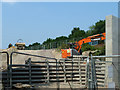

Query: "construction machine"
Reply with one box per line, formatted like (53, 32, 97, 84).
(15, 39, 25, 50)
(61, 33, 106, 58)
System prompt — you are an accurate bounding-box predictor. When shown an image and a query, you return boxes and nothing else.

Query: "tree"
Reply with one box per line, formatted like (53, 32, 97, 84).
(25, 42, 42, 50)
(26, 19, 105, 50)
(55, 36, 68, 41)
(68, 27, 85, 39)
(43, 38, 53, 44)
(86, 20, 105, 36)
(93, 20, 105, 35)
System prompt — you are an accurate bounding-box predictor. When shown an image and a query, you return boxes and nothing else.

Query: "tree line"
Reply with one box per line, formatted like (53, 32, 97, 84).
(25, 20, 105, 50)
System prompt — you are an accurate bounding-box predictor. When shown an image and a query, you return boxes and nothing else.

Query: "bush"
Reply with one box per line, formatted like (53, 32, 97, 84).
(93, 45, 105, 55)
(81, 43, 96, 52)
(81, 43, 105, 56)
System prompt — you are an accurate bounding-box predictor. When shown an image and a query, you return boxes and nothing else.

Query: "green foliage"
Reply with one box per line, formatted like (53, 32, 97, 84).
(43, 38, 53, 44)
(25, 42, 42, 50)
(92, 20, 105, 35)
(26, 20, 105, 51)
(55, 36, 68, 41)
(85, 20, 105, 36)
(81, 43, 105, 55)
(85, 25, 95, 37)
(93, 45, 105, 55)
(81, 43, 96, 52)
(68, 27, 85, 39)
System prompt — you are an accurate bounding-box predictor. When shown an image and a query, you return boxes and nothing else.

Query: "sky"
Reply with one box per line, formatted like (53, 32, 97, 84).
(2, 2, 118, 49)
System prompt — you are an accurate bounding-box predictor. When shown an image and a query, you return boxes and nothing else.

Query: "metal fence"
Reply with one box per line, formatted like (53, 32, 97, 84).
(88, 54, 120, 89)
(0, 52, 9, 89)
(1, 51, 120, 89)
(25, 38, 83, 50)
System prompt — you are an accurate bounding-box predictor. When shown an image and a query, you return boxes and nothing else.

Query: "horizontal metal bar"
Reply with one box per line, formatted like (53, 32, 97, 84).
(49, 74, 80, 76)
(31, 61, 47, 63)
(31, 68, 47, 70)
(92, 55, 120, 58)
(49, 68, 79, 70)
(49, 72, 80, 74)
(12, 76, 29, 78)
(72, 55, 88, 58)
(95, 69, 106, 71)
(31, 72, 47, 74)
(59, 59, 72, 61)
(31, 79, 47, 82)
(49, 80, 64, 82)
(0, 72, 7, 74)
(12, 72, 29, 74)
(12, 68, 29, 70)
(96, 73, 105, 75)
(31, 64, 47, 67)
(31, 75, 47, 78)
(95, 66, 106, 67)
(11, 64, 29, 67)
(11, 52, 57, 60)
(50, 76, 79, 78)
(12, 80, 29, 82)
(31, 61, 60, 63)
(65, 61, 85, 63)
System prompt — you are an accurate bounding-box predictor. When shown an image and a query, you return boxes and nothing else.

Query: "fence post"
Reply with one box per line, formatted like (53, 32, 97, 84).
(90, 54, 93, 89)
(78, 57, 81, 85)
(90, 54, 97, 89)
(71, 58, 73, 88)
(28, 58, 32, 85)
(66, 40, 67, 45)
(56, 59, 59, 90)
(87, 56, 91, 89)
(10, 53, 13, 88)
(50, 43, 51, 49)
(46, 59, 49, 83)
(64, 59, 66, 83)
(93, 57, 97, 89)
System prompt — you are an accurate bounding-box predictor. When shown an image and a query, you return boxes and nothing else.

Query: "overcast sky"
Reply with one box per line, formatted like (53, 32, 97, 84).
(2, 2, 118, 49)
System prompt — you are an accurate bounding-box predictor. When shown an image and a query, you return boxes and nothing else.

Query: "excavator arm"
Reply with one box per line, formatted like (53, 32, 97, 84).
(61, 33, 106, 58)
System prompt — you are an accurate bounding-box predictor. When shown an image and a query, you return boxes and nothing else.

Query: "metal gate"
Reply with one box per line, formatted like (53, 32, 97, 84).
(1, 51, 120, 89)
(1, 52, 88, 89)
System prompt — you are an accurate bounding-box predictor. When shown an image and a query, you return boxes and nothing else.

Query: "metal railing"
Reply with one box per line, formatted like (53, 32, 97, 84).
(1, 51, 120, 89)
(89, 54, 120, 89)
(0, 52, 10, 89)
(9, 52, 88, 89)
(9, 52, 58, 89)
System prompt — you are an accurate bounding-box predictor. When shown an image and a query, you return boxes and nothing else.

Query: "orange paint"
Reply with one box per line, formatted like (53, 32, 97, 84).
(61, 33, 106, 58)
(61, 49, 71, 58)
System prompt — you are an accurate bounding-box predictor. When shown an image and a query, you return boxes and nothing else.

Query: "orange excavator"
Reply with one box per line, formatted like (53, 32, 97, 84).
(61, 33, 106, 58)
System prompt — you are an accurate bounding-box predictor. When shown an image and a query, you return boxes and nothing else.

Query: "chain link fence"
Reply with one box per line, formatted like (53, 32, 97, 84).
(25, 37, 83, 50)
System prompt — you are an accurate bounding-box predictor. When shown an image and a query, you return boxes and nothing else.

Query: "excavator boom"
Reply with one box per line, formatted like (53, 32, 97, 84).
(61, 33, 106, 58)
